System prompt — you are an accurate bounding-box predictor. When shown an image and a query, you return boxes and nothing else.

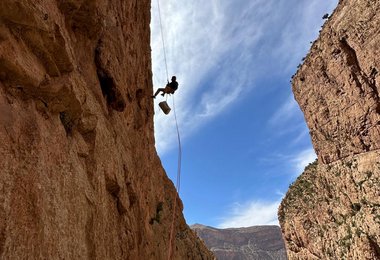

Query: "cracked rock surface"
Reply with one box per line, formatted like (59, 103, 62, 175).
(0, 1, 213, 259)
(293, 0, 380, 164)
(280, 0, 380, 259)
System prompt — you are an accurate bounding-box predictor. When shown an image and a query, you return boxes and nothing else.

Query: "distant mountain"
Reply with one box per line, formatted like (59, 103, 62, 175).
(191, 224, 287, 260)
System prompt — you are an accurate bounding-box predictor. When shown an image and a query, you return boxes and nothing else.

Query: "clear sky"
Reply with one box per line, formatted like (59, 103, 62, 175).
(151, 0, 338, 228)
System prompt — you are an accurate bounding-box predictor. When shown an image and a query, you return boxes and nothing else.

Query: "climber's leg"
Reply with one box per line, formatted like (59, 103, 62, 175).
(153, 88, 165, 98)
(161, 86, 173, 96)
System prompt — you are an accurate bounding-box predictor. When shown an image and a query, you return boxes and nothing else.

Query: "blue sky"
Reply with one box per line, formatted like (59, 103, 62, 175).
(151, 0, 338, 228)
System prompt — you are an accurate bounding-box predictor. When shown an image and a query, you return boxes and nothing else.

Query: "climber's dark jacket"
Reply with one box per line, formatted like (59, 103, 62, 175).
(167, 81, 178, 91)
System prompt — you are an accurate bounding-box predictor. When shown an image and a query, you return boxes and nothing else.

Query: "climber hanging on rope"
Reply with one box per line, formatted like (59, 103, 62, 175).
(152, 76, 179, 98)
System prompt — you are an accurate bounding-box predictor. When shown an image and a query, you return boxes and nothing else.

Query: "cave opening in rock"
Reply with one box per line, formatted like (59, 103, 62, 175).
(96, 70, 126, 112)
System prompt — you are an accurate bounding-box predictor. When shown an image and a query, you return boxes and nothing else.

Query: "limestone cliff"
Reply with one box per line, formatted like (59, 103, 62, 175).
(0, 1, 213, 259)
(279, 0, 380, 259)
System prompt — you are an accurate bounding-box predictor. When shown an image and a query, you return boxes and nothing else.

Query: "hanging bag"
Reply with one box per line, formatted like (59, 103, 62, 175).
(159, 101, 171, 114)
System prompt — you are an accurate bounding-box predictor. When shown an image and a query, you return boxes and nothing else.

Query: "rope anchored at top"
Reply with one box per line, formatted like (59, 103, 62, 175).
(156, 0, 169, 82)
(155, 1, 183, 259)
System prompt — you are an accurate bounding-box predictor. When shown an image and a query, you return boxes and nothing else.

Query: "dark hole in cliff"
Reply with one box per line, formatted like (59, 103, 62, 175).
(351, 203, 361, 213)
(105, 178, 120, 197)
(96, 70, 126, 112)
(95, 42, 126, 112)
(149, 202, 164, 224)
(332, 48, 341, 57)
(368, 235, 380, 258)
(105, 178, 128, 215)
(59, 111, 73, 134)
(370, 67, 378, 78)
(339, 37, 360, 68)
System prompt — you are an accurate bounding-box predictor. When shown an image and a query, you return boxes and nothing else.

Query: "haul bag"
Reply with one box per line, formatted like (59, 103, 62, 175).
(159, 101, 171, 115)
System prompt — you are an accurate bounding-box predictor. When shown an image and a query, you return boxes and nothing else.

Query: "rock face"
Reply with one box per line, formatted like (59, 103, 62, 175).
(279, 0, 380, 259)
(0, 1, 213, 259)
(191, 224, 287, 260)
(279, 154, 380, 259)
(293, 0, 380, 164)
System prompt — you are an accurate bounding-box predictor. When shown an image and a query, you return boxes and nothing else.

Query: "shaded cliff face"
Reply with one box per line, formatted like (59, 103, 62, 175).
(192, 224, 287, 260)
(0, 1, 213, 259)
(279, 154, 380, 259)
(279, 0, 380, 259)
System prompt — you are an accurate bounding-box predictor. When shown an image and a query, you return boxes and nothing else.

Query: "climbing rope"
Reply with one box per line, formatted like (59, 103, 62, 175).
(172, 97, 182, 193)
(167, 96, 182, 260)
(156, 0, 169, 82)
(155, 0, 182, 259)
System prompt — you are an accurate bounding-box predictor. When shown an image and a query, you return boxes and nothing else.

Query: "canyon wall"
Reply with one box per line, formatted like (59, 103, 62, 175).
(0, 1, 213, 259)
(279, 0, 380, 259)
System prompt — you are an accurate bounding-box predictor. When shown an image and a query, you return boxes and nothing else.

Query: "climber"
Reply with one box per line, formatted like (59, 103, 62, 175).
(152, 76, 179, 98)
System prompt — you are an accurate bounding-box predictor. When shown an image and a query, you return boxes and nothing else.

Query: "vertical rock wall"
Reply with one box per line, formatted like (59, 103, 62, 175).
(293, 0, 380, 165)
(279, 0, 380, 259)
(0, 1, 213, 259)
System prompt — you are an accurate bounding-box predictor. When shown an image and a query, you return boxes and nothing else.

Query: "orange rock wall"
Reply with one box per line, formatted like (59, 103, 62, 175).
(0, 1, 213, 259)
(293, 0, 380, 164)
(280, 0, 380, 259)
